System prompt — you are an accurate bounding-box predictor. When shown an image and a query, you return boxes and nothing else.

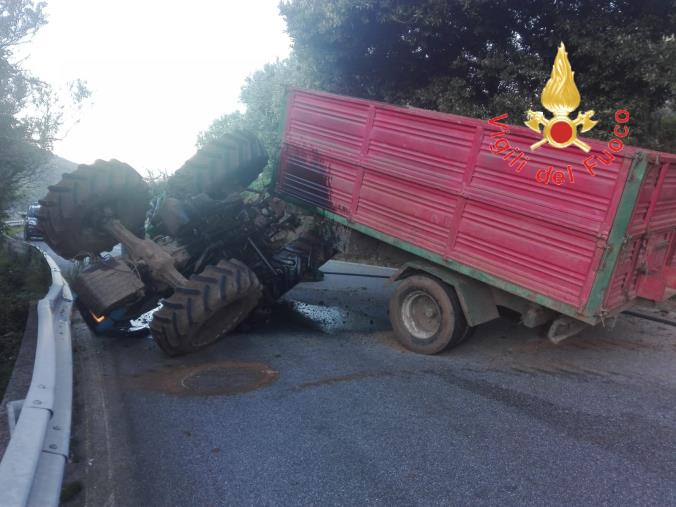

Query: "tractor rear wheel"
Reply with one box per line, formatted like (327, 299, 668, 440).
(150, 259, 262, 356)
(167, 131, 268, 200)
(38, 160, 149, 259)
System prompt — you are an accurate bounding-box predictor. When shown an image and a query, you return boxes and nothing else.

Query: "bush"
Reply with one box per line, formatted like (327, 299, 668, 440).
(0, 238, 51, 397)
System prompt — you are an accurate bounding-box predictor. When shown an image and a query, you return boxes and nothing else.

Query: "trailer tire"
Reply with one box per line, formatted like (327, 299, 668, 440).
(150, 259, 262, 356)
(389, 275, 468, 354)
(38, 160, 149, 259)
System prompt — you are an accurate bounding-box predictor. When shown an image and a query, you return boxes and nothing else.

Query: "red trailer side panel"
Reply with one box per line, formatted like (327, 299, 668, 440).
(276, 89, 668, 313)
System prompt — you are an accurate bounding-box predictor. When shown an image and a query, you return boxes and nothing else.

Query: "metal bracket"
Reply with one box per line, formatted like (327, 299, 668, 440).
(391, 260, 500, 327)
(547, 316, 589, 344)
(6, 400, 24, 436)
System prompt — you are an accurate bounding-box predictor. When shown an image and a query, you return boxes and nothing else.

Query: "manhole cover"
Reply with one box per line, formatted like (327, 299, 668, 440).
(181, 365, 275, 395)
(127, 361, 278, 397)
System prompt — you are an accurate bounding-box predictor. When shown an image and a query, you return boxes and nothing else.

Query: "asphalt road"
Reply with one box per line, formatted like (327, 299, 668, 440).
(37, 250, 671, 507)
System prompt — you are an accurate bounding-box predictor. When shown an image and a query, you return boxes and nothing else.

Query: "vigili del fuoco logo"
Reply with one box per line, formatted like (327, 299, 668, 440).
(487, 42, 630, 186)
(524, 43, 597, 152)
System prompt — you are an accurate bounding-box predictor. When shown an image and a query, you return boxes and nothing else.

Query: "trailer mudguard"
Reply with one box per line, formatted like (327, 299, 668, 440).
(390, 260, 499, 327)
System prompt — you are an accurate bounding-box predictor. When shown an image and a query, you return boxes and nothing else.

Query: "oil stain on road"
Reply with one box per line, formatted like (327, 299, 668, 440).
(124, 360, 278, 397)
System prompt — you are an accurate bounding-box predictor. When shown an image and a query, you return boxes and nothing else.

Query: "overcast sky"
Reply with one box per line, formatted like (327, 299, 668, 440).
(18, 0, 291, 175)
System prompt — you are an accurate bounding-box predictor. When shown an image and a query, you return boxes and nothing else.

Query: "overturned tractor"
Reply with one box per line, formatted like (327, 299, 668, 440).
(38, 133, 336, 355)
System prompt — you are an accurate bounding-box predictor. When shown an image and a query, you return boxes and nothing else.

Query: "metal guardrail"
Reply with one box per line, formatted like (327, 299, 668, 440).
(0, 248, 73, 507)
(4, 219, 24, 227)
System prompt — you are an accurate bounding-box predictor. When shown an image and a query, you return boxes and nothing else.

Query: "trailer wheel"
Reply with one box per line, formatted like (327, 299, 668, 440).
(38, 160, 149, 259)
(389, 275, 468, 354)
(150, 259, 262, 356)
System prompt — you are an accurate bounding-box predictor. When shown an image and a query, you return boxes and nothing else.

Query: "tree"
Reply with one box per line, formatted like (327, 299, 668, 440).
(279, 0, 676, 151)
(203, 0, 676, 166)
(198, 56, 316, 186)
(1, 1, 47, 214)
(0, 0, 89, 220)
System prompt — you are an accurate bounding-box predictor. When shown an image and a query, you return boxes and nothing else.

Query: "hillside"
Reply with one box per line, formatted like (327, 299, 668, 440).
(7, 154, 78, 219)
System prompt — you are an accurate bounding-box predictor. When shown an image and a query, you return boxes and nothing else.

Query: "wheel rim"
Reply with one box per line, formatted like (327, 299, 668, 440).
(401, 290, 441, 340)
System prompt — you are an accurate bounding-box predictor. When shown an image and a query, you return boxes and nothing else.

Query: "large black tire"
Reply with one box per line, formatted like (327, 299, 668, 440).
(167, 131, 268, 200)
(389, 275, 468, 354)
(38, 160, 149, 259)
(150, 259, 262, 356)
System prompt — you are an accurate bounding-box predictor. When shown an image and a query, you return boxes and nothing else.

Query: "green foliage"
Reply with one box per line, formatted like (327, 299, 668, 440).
(201, 0, 676, 158)
(1, 1, 48, 217)
(6, 224, 21, 236)
(198, 57, 318, 186)
(0, 241, 49, 336)
(196, 111, 247, 147)
(280, 0, 676, 151)
(0, 239, 50, 397)
(0, 1, 90, 220)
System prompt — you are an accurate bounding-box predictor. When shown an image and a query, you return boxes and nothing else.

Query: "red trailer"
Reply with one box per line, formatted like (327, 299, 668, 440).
(275, 89, 676, 352)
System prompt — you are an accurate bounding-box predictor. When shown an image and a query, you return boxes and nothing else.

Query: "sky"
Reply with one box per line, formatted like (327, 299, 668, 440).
(17, 0, 291, 175)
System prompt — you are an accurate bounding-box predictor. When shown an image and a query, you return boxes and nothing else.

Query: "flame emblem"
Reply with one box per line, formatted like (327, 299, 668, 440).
(525, 43, 597, 152)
